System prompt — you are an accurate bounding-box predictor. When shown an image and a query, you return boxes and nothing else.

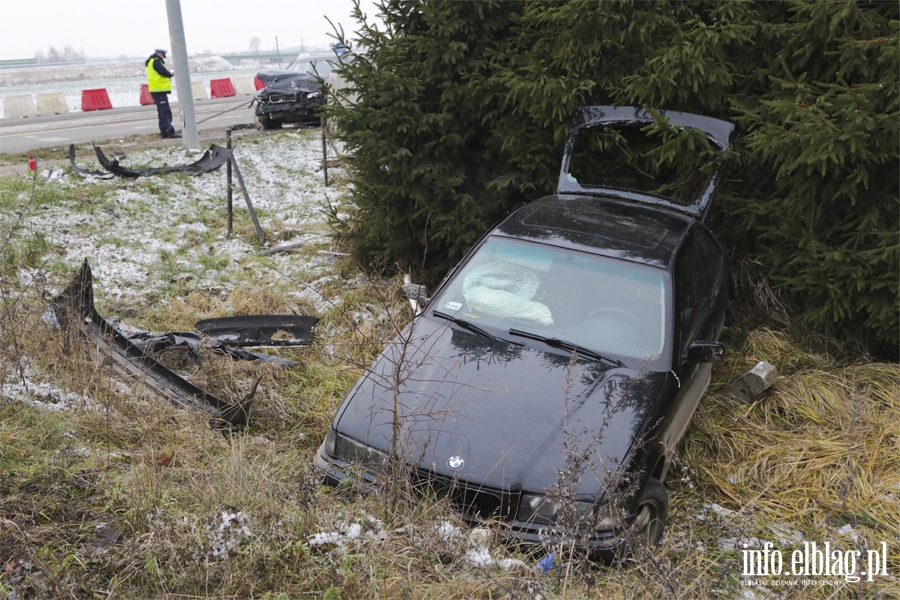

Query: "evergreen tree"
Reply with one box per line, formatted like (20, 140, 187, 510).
(733, 1, 898, 352)
(326, 1, 522, 279)
(327, 0, 899, 353)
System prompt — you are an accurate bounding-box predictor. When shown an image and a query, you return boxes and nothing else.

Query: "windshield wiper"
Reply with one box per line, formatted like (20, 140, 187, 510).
(508, 328, 624, 367)
(432, 311, 516, 344)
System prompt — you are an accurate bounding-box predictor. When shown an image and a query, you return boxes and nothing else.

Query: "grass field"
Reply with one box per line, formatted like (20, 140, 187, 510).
(1, 130, 897, 599)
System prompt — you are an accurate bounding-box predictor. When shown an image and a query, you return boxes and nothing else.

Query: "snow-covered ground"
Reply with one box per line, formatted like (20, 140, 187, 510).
(0, 56, 268, 114)
(16, 129, 354, 311)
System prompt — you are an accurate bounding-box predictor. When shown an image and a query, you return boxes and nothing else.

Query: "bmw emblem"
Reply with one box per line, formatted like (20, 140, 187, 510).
(447, 455, 465, 471)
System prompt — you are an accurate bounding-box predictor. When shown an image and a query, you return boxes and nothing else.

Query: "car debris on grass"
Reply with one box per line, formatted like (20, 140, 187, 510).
(47, 259, 317, 427)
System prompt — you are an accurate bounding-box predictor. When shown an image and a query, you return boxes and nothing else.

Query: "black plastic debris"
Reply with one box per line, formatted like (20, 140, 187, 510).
(129, 331, 301, 367)
(50, 260, 255, 426)
(68, 144, 113, 178)
(194, 315, 318, 347)
(93, 143, 228, 178)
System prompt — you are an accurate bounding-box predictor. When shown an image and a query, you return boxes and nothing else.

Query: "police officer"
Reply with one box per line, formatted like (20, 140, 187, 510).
(145, 49, 181, 138)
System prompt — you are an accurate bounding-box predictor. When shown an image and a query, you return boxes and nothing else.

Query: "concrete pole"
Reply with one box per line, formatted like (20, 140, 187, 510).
(165, 0, 199, 150)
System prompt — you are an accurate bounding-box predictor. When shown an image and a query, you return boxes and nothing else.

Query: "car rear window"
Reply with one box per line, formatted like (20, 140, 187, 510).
(566, 123, 722, 204)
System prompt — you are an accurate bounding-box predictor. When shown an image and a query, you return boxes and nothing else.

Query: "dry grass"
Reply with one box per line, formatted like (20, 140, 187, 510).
(1, 152, 897, 599)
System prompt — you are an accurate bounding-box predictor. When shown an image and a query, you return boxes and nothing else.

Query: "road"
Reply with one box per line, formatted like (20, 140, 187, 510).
(0, 96, 261, 155)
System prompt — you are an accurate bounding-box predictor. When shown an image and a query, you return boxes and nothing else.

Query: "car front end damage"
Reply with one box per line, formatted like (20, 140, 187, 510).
(311, 309, 672, 560)
(313, 431, 653, 561)
(252, 71, 325, 129)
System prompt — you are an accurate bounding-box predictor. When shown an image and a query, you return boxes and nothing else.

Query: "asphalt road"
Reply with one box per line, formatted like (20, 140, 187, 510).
(0, 95, 261, 155)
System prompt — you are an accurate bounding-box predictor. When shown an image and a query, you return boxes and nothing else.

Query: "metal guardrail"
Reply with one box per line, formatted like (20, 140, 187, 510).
(218, 52, 297, 61)
(0, 58, 109, 70)
(0, 58, 39, 69)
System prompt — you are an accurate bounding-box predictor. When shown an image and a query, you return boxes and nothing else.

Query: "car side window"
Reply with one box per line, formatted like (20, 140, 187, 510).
(692, 228, 725, 297)
(674, 234, 706, 357)
(675, 227, 725, 362)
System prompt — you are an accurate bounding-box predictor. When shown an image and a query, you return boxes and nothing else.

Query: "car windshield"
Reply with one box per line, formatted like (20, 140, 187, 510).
(286, 57, 334, 77)
(430, 237, 670, 367)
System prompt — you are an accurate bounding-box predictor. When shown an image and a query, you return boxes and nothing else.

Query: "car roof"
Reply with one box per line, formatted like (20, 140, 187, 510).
(492, 194, 696, 269)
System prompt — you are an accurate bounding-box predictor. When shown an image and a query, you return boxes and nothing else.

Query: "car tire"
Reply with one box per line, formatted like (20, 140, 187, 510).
(632, 477, 668, 547)
(259, 115, 282, 130)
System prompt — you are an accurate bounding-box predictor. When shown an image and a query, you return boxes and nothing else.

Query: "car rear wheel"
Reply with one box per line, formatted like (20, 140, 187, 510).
(631, 477, 668, 546)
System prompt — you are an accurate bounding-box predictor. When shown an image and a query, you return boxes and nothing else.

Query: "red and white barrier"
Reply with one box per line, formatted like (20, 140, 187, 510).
(139, 84, 154, 106)
(81, 88, 113, 111)
(209, 78, 236, 98)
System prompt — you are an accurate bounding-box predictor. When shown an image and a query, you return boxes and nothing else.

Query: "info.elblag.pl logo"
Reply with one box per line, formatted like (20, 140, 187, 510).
(742, 541, 891, 583)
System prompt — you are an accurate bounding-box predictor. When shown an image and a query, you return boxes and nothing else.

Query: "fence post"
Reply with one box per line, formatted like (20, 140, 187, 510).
(322, 124, 328, 187)
(226, 128, 233, 235)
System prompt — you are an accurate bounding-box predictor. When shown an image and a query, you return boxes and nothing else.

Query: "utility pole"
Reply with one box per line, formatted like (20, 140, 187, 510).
(165, 0, 199, 150)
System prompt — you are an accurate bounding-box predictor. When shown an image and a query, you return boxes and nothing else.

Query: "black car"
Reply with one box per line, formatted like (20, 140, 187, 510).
(252, 54, 334, 129)
(315, 106, 734, 559)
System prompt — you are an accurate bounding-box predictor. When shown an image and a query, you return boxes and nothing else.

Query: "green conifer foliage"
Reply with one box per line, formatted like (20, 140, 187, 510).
(327, 0, 898, 352)
(326, 1, 522, 278)
(733, 1, 898, 351)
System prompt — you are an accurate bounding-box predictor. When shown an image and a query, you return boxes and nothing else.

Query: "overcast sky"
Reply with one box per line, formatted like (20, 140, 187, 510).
(0, 0, 380, 60)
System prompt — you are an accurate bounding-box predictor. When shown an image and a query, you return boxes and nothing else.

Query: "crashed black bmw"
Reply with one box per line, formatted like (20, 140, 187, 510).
(315, 106, 734, 559)
(252, 55, 332, 129)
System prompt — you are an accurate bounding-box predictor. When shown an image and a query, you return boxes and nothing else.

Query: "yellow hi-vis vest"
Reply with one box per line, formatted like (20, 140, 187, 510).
(146, 57, 172, 93)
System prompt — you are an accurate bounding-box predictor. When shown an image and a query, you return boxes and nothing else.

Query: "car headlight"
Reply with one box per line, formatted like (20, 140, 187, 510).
(324, 429, 388, 471)
(518, 494, 613, 530)
(307, 91, 322, 99)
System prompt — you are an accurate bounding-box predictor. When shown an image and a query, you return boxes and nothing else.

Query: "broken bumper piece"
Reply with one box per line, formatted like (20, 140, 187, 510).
(93, 144, 228, 178)
(50, 260, 255, 426)
(194, 315, 318, 347)
(129, 330, 302, 367)
(68, 144, 113, 178)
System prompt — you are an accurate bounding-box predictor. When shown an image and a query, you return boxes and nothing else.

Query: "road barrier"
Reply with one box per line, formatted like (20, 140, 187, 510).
(254, 77, 266, 90)
(210, 78, 236, 98)
(37, 93, 69, 115)
(191, 80, 208, 100)
(139, 84, 154, 106)
(81, 88, 113, 111)
(233, 77, 257, 96)
(3, 94, 38, 118)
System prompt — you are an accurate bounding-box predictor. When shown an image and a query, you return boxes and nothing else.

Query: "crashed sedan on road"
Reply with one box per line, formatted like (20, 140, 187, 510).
(315, 106, 734, 559)
(252, 54, 333, 129)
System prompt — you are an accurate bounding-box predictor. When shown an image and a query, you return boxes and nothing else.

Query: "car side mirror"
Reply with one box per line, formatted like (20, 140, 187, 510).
(403, 274, 429, 315)
(685, 341, 725, 363)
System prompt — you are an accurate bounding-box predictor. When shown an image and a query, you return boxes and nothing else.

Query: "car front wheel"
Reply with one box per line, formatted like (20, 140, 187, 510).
(631, 477, 668, 546)
(258, 115, 282, 130)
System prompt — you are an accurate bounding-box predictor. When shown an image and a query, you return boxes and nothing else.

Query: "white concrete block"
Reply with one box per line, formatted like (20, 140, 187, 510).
(728, 361, 779, 404)
(233, 77, 257, 96)
(37, 92, 69, 115)
(3, 94, 37, 118)
(192, 80, 207, 100)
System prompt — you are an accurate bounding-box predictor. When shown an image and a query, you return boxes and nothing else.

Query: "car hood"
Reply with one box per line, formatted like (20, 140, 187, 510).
(255, 70, 320, 94)
(334, 316, 668, 498)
